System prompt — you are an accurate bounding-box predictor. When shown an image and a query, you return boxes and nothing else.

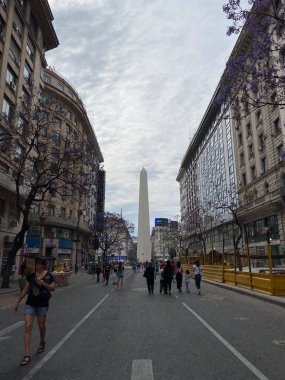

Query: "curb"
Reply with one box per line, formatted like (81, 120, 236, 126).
(203, 278, 285, 308)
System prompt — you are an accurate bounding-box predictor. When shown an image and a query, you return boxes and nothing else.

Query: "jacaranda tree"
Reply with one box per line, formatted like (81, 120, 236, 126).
(1, 87, 98, 288)
(220, 0, 285, 117)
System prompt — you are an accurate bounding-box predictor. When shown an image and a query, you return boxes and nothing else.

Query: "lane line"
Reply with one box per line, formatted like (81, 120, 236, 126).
(0, 321, 24, 337)
(21, 294, 109, 380)
(182, 303, 269, 380)
(131, 359, 154, 380)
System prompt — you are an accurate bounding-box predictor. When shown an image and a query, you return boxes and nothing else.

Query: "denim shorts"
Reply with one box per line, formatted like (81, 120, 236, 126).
(24, 304, 48, 317)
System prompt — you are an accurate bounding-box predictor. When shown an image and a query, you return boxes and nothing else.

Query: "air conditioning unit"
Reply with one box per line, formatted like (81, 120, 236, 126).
(9, 81, 16, 90)
(10, 220, 18, 228)
(0, 0, 7, 9)
(12, 21, 18, 31)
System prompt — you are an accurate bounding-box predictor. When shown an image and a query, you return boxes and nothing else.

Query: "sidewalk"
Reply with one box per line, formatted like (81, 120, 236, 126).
(0, 271, 86, 295)
(203, 278, 285, 308)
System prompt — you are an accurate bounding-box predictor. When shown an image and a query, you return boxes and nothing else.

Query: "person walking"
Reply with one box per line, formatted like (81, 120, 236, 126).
(194, 260, 202, 295)
(163, 260, 174, 295)
(14, 257, 55, 366)
(144, 262, 155, 295)
(117, 262, 124, 288)
(103, 261, 111, 285)
(175, 261, 183, 292)
(171, 260, 176, 282)
(185, 269, 191, 293)
(113, 261, 119, 284)
(95, 263, 101, 282)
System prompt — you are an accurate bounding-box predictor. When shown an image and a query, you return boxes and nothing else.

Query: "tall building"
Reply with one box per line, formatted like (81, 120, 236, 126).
(137, 167, 151, 262)
(0, 1, 104, 274)
(151, 218, 179, 260)
(25, 68, 104, 269)
(177, 1, 285, 265)
(0, 0, 59, 274)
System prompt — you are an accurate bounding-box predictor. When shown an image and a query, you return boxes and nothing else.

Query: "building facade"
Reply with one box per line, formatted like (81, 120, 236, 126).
(0, 0, 59, 274)
(0, 1, 104, 275)
(177, 1, 285, 266)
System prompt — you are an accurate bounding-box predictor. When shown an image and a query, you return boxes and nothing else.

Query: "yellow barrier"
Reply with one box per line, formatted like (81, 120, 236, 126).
(179, 261, 285, 295)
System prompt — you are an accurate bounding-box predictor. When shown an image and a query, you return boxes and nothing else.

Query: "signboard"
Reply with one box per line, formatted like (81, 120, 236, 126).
(155, 218, 168, 227)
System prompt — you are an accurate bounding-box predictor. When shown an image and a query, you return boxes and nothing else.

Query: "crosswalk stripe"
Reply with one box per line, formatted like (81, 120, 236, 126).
(131, 359, 154, 380)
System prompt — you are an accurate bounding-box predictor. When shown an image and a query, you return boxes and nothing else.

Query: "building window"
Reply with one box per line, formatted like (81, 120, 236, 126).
(60, 208, 66, 218)
(9, 37, 20, 65)
(47, 205, 55, 216)
(17, 116, 25, 134)
(2, 97, 12, 119)
(240, 152, 245, 166)
(29, 13, 38, 39)
(57, 82, 64, 92)
(273, 117, 281, 135)
(0, 0, 8, 9)
(14, 145, 23, 160)
(238, 133, 243, 147)
(251, 166, 257, 180)
(23, 63, 32, 83)
(248, 144, 254, 158)
(246, 122, 252, 138)
(261, 157, 267, 173)
(12, 12, 23, 38)
(54, 117, 61, 128)
(43, 74, 51, 84)
(258, 134, 264, 153)
(264, 182, 269, 194)
(5, 66, 17, 90)
(26, 39, 35, 60)
(255, 110, 262, 126)
(277, 144, 284, 162)
(242, 173, 247, 186)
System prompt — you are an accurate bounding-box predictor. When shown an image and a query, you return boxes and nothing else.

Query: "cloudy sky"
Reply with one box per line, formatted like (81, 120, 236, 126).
(47, 0, 238, 233)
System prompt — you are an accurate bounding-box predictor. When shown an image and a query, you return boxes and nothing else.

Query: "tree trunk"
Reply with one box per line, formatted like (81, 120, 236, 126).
(1, 224, 28, 288)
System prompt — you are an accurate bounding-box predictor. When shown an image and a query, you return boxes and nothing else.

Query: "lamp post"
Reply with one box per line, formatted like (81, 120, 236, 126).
(75, 210, 83, 268)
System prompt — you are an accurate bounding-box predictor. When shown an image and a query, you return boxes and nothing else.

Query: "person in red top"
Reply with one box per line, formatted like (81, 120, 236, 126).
(14, 258, 55, 366)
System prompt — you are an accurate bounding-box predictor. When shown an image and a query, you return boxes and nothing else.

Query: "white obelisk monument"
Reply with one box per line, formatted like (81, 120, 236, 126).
(137, 167, 151, 263)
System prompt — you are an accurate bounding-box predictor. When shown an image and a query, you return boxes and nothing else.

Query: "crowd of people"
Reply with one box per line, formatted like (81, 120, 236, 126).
(143, 259, 202, 296)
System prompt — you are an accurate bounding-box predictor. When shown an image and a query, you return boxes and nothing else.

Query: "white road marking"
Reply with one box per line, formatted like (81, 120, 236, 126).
(182, 303, 269, 380)
(131, 359, 154, 380)
(0, 321, 24, 337)
(21, 294, 109, 380)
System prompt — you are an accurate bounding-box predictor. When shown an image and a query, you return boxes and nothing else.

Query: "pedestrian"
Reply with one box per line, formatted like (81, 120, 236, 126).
(155, 261, 160, 276)
(11, 263, 17, 280)
(19, 260, 26, 277)
(185, 269, 191, 293)
(103, 261, 111, 285)
(143, 261, 155, 295)
(159, 269, 165, 294)
(91, 263, 96, 279)
(171, 260, 176, 282)
(74, 263, 79, 274)
(117, 261, 124, 288)
(175, 261, 183, 292)
(163, 260, 174, 295)
(95, 263, 101, 282)
(14, 257, 55, 366)
(193, 260, 202, 295)
(112, 261, 119, 284)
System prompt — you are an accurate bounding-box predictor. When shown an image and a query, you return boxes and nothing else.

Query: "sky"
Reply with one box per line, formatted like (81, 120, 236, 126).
(46, 0, 239, 233)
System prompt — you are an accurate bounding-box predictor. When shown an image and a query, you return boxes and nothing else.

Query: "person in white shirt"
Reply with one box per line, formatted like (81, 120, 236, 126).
(193, 261, 202, 295)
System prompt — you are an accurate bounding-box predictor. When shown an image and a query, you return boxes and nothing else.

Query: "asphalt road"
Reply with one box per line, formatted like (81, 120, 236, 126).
(0, 269, 284, 380)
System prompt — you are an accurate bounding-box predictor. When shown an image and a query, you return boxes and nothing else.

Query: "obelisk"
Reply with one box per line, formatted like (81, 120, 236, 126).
(137, 168, 151, 263)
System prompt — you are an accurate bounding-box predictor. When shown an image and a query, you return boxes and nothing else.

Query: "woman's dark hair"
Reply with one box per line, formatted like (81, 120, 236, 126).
(176, 261, 181, 268)
(195, 260, 200, 267)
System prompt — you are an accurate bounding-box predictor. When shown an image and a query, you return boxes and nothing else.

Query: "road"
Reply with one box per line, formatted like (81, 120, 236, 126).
(0, 269, 284, 380)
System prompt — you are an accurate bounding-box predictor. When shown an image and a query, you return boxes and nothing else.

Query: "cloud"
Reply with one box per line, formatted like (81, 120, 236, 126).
(46, 0, 237, 233)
